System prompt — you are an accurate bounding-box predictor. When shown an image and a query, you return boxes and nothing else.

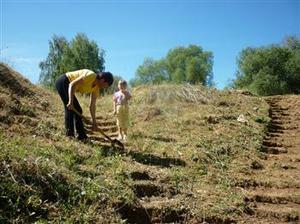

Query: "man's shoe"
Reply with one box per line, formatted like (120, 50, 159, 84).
(77, 135, 88, 142)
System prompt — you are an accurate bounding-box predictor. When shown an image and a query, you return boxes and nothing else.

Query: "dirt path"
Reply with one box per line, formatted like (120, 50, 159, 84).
(240, 95, 300, 224)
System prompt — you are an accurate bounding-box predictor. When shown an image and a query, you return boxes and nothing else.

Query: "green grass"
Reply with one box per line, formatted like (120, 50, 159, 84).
(0, 84, 270, 223)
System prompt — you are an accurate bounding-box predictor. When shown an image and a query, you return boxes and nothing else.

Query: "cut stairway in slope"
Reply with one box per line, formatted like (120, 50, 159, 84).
(240, 96, 300, 224)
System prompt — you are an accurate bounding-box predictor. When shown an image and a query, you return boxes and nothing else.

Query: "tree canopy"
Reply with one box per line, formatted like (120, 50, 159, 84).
(39, 33, 105, 88)
(233, 36, 300, 95)
(131, 45, 214, 87)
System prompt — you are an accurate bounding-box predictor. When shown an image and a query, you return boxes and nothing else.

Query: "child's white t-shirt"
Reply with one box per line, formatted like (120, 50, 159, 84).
(113, 90, 131, 106)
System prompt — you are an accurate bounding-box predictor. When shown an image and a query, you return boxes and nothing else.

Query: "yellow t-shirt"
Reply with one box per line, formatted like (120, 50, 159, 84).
(66, 69, 98, 94)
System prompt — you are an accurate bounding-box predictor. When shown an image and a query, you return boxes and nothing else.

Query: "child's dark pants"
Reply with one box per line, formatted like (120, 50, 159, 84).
(55, 74, 87, 140)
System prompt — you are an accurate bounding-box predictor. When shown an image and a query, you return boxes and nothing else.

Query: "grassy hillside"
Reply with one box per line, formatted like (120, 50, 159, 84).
(0, 63, 270, 223)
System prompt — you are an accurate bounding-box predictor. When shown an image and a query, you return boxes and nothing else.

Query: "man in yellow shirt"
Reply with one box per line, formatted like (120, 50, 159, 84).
(55, 69, 114, 141)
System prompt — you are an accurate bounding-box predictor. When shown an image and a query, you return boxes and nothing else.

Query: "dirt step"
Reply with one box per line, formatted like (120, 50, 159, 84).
(133, 181, 177, 198)
(97, 121, 116, 126)
(108, 132, 118, 137)
(270, 111, 289, 117)
(260, 146, 288, 154)
(140, 197, 188, 223)
(246, 188, 300, 204)
(87, 132, 118, 139)
(271, 121, 285, 125)
(83, 120, 116, 126)
(266, 133, 282, 138)
(271, 109, 289, 113)
(271, 161, 299, 170)
(86, 125, 118, 132)
(271, 115, 290, 120)
(128, 151, 187, 168)
(267, 128, 284, 134)
(253, 202, 300, 222)
(262, 141, 283, 147)
(86, 115, 115, 121)
(235, 178, 300, 189)
(263, 136, 283, 142)
(130, 171, 153, 181)
(97, 126, 118, 132)
(237, 215, 287, 224)
(268, 123, 285, 130)
(89, 136, 111, 143)
(116, 198, 188, 224)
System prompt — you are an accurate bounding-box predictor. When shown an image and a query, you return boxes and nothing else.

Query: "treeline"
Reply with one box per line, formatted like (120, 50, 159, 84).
(130, 45, 214, 87)
(39, 33, 300, 96)
(233, 36, 300, 95)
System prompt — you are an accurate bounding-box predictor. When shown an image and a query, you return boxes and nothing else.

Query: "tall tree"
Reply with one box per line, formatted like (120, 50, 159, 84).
(166, 45, 213, 85)
(39, 33, 105, 88)
(131, 45, 213, 86)
(134, 58, 168, 85)
(39, 35, 69, 87)
(63, 33, 105, 73)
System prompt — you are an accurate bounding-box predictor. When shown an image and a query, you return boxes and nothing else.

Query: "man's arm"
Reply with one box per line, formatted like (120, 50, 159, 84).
(90, 91, 98, 130)
(67, 77, 84, 110)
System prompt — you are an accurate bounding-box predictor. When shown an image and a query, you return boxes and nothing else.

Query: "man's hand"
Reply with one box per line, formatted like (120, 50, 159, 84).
(67, 102, 73, 110)
(92, 122, 98, 131)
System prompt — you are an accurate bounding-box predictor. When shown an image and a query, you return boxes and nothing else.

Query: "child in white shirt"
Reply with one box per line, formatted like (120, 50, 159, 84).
(113, 80, 132, 142)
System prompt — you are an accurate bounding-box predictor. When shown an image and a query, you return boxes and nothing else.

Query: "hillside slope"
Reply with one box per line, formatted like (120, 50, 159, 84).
(2, 63, 297, 223)
(0, 62, 59, 137)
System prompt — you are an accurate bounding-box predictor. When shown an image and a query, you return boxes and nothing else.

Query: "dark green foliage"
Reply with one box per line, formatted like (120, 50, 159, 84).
(131, 58, 169, 86)
(39, 35, 69, 87)
(233, 36, 300, 95)
(166, 45, 213, 85)
(131, 45, 214, 87)
(39, 33, 105, 88)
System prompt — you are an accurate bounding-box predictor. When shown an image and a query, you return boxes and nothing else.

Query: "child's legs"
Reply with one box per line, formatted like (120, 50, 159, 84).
(117, 124, 123, 137)
(122, 106, 129, 136)
(117, 105, 129, 138)
(116, 114, 123, 138)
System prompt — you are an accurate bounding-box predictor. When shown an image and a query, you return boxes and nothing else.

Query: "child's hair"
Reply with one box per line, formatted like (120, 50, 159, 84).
(118, 80, 127, 88)
(97, 72, 114, 86)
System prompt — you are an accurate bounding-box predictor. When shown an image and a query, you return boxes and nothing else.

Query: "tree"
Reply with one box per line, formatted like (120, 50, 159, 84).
(233, 36, 300, 95)
(166, 45, 213, 85)
(39, 33, 105, 88)
(131, 45, 213, 86)
(283, 35, 300, 51)
(39, 35, 69, 87)
(133, 58, 168, 85)
(62, 33, 105, 73)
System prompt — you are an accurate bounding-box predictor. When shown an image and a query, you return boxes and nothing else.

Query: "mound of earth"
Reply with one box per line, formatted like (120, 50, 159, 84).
(0, 63, 55, 136)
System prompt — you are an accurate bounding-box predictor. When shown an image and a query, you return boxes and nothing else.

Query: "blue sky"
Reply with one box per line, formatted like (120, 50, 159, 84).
(1, 0, 299, 89)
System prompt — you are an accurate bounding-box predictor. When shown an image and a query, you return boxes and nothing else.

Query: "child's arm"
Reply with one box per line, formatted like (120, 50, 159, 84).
(113, 95, 117, 114)
(125, 91, 132, 100)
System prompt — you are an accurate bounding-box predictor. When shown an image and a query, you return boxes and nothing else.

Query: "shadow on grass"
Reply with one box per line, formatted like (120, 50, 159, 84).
(90, 138, 186, 168)
(132, 133, 176, 143)
(128, 151, 186, 168)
